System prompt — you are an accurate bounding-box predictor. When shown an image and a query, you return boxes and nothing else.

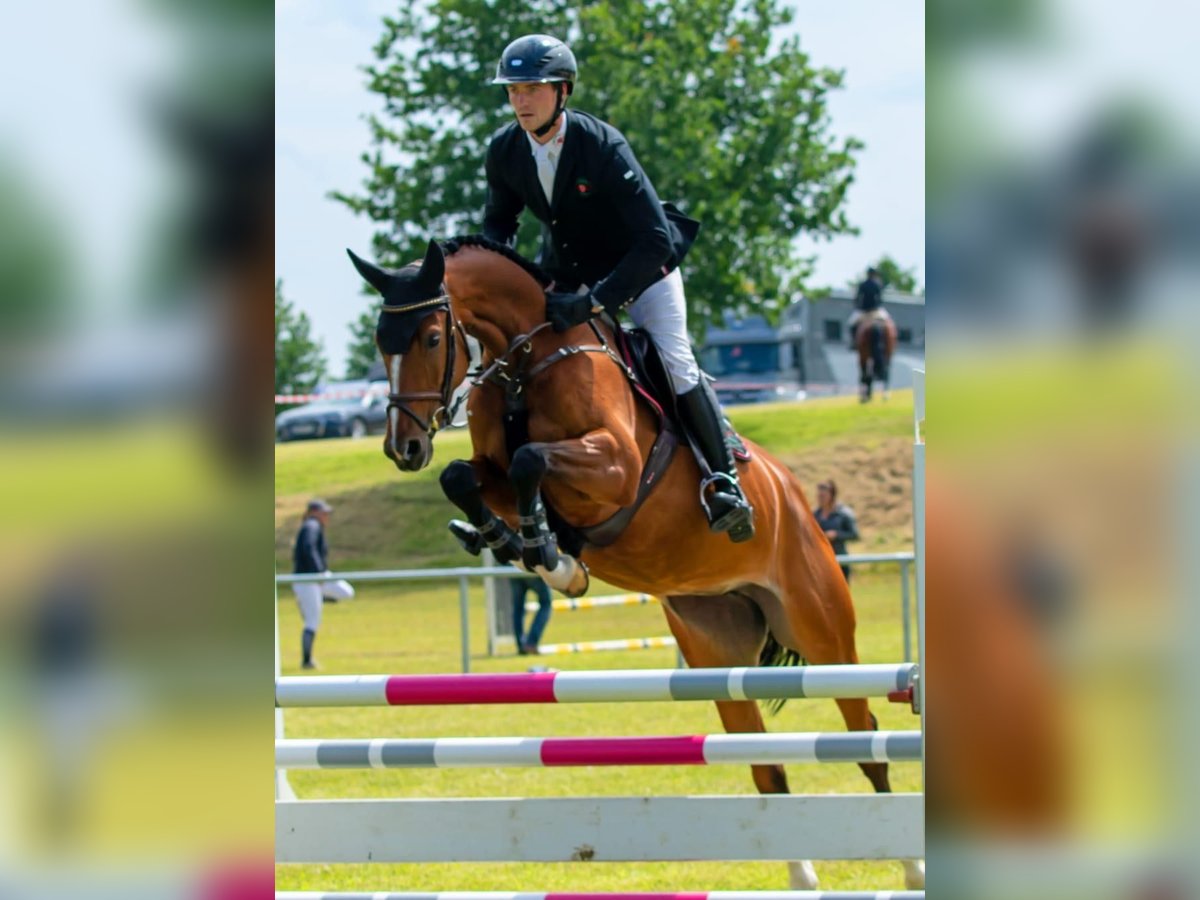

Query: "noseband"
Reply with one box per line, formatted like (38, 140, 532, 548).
(380, 292, 469, 439)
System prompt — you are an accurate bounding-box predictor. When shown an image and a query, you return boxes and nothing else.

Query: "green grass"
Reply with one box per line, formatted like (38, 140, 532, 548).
(727, 392, 912, 456)
(275, 393, 920, 892)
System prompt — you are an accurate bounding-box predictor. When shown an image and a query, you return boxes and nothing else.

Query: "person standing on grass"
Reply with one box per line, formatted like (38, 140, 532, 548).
(813, 479, 859, 583)
(511, 570, 553, 655)
(291, 498, 354, 669)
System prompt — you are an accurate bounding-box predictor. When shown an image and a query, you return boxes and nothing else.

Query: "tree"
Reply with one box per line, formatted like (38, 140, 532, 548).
(275, 278, 327, 400)
(344, 307, 379, 380)
(849, 255, 921, 294)
(334, 0, 861, 336)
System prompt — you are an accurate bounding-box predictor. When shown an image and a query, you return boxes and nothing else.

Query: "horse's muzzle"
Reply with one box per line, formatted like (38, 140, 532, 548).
(385, 435, 432, 471)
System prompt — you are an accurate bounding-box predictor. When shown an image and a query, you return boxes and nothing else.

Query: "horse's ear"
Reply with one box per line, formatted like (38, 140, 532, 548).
(346, 248, 392, 297)
(416, 239, 445, 294)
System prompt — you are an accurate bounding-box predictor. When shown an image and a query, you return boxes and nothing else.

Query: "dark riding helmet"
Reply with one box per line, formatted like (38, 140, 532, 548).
(492, 34, 577, 95)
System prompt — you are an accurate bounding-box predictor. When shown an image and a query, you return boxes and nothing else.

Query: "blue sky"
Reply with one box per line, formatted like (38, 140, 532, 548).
(275, 1, 924, 376)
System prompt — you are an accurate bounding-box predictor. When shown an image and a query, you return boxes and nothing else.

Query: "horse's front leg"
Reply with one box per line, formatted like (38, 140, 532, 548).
(439, 457, 523, 564)
(508, 428, 639, 597)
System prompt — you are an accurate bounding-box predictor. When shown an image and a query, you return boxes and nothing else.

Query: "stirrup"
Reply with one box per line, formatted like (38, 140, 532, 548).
(698, 473, 755, 541)
(697, 472, 741, 514)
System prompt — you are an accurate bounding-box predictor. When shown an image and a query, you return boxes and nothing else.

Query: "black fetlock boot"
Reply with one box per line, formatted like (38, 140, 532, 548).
(447, 517, 523, 564)
(677, 381, 755, 542)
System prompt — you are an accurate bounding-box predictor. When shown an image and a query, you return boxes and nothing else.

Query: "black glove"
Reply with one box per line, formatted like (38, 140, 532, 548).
(545, 290, 599, 333)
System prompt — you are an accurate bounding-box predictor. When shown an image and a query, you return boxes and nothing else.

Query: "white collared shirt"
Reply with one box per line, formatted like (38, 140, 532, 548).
(526, 111, 568, 204)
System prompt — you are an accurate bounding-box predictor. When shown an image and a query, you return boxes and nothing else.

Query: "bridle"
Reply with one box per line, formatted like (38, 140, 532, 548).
(382, 290, 633, 440)
(380, 290, 470, 439)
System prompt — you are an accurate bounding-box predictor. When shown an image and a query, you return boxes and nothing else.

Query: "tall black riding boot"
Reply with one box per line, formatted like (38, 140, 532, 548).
(677, 381, 755, 542)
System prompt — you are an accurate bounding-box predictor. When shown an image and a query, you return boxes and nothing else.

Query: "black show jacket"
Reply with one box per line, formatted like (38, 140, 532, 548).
(482, 110, 698, 310)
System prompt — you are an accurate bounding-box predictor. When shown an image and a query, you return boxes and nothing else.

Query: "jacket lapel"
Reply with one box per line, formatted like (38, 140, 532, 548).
(519, 147, 550, 220)
(549, 116, 578, 213)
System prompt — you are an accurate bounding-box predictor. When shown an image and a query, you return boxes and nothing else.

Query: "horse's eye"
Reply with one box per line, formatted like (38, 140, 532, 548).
(426, 331, 441, 349)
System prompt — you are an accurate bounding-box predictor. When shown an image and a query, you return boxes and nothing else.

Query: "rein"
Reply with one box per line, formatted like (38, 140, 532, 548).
(472, 319, 634, 398)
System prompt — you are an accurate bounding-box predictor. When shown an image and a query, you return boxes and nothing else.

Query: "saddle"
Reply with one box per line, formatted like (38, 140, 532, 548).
(612, 324, 751, 464)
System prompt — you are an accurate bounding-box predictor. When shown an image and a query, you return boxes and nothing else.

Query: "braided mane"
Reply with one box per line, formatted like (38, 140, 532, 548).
(440, 234, 552, 288)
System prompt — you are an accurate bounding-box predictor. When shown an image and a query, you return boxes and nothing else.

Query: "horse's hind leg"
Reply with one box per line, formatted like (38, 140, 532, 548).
(661, 592, 817, 890)
(758, 570, 924, 888)
(755, 575, 892, 792)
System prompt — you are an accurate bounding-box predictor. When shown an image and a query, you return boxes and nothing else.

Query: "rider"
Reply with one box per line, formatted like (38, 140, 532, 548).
(847, 265, 889, 348)
(481, 34, 754, 543)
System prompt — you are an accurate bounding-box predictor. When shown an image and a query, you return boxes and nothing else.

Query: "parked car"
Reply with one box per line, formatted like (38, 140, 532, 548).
(275, 381, 388, 441)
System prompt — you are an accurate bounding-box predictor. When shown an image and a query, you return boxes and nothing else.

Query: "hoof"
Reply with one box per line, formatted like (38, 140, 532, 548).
(537, 556, 589, 598)
(903, 858, 925, 889)
(448, 519, 484, 556)
(787, 860, 818, 890)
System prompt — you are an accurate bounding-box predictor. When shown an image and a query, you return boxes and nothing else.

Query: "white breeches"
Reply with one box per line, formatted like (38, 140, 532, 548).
(292, 579, 355, 630)
(625, 268, 701, 393)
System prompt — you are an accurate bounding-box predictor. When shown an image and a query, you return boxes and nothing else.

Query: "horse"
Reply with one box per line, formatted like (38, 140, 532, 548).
(854, 311, 897, 403)
(347, 236, 924, 891)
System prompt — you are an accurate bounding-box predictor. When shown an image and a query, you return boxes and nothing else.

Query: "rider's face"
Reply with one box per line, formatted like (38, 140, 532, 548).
(507, 82, 561, 136)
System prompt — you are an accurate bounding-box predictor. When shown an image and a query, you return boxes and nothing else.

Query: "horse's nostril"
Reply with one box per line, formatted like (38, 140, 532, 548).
(404, 439, 422, 461)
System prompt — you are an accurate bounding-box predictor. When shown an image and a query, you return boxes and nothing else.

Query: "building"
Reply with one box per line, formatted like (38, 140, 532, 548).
(789, 288, 925, 392)
(699, 288, 925, 402)
(799, 287, 925, 349)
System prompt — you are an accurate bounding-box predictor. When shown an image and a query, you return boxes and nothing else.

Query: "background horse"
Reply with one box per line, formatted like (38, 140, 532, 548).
(348, 237, 922, 890)
(855, 312, 897, 403)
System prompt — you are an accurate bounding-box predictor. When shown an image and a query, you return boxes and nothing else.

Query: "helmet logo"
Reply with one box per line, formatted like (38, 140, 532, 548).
(511, 59, 523, 66)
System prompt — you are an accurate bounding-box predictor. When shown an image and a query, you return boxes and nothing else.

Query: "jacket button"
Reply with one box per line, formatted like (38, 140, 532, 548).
(562, 242, 569, 248)
(552, 219, 558, 225)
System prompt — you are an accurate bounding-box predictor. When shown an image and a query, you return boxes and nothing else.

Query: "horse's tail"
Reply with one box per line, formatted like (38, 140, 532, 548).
(759, 631, 805, 714)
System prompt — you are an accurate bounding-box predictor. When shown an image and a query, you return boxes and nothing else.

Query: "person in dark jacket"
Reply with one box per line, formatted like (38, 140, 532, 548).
(848, 266, 890, 348)
(291, 498, 354, 669)
(813, 479, 859, 583)
(481, 34, 754, 543)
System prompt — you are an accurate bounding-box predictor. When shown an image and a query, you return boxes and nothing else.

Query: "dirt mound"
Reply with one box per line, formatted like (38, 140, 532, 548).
(778, 434, 913, 549)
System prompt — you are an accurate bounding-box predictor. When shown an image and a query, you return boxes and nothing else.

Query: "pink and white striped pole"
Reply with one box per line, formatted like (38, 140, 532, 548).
(275, 731, 922, 769)
(275, 664, 917, 708)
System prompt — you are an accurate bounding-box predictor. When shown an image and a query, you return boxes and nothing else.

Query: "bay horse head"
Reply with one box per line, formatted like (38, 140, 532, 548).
(346, 240, 469, 471)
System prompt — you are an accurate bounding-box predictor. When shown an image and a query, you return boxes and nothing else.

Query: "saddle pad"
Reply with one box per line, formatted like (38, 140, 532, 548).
(614, 325, 751, 464)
